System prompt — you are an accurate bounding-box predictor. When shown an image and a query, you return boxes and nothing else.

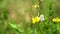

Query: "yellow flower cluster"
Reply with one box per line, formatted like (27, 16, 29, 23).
(52, 17, 60, 22)
(33, 4, 39, 8)
(32, 16, 40, 24)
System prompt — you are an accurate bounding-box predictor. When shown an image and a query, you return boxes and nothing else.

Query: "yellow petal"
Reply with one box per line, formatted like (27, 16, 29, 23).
(32, 18, 35, 21)
(34, 4, 39, 8)
(32, 18, 36, 24)
(32, 20, 36, 24)
(56, 17, 60, 22)
(52, 18, 57, 22)
(35, 16, 40, 22)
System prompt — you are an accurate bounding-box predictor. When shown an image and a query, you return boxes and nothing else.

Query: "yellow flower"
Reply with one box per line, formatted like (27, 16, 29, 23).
(33, 4, 39, 8)
(56, 17, 60, 22)
(32, 16, 40, 24)
(52, 18, 57, 22)
(35, 16, 40, 22)
(52, 17, 60, 22)
(32, 17, 36, 24)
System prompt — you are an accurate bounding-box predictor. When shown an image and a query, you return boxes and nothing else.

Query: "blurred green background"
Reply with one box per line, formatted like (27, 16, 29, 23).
(0, 0, 60, 34)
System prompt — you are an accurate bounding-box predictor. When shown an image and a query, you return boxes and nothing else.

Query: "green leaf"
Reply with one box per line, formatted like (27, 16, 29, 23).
(9, 23, 17, 29)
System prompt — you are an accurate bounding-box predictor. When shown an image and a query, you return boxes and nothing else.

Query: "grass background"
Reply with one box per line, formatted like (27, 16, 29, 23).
(0, 0, 60, 34)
